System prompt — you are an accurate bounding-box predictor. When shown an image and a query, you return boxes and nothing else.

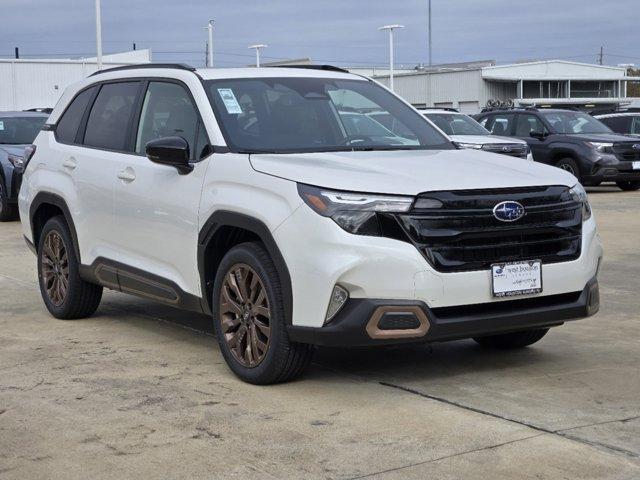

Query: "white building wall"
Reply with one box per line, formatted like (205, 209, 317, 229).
(0, 50, 150, 111)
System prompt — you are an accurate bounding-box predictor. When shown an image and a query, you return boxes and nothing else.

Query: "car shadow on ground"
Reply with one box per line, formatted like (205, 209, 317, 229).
(97, 292, 564, 384)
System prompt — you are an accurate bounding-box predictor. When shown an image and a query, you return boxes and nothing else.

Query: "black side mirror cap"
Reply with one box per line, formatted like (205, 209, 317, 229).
(530, 130, 547, 141)
(145, 136, 193, 174)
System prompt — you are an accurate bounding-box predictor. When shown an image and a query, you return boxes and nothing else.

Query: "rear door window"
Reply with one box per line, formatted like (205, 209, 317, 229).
(83, 82, 140, 151)
(600, 116, 632, 135)
(56, 87, 96, 144)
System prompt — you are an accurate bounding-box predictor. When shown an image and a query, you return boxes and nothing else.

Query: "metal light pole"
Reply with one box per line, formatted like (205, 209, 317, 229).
(428, 0, 432, 66)
(207, 20, 214, 67)
(378, 24, 404, 91)
(95, 0, 103, 70)
(248, 44, 267, 67)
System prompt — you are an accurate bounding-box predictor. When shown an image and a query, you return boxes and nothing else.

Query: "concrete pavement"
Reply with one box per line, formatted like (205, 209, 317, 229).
(1, 186, 639, 479)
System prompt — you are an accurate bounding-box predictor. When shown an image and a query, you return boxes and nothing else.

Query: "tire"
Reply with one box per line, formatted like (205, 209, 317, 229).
(212, 241, 313, 384)
(556, 158, 580, 178)
(0, 179, 18, 222)
(616, 180, 640, 191)
(473, 328, 549, 349)
(37, 216, 103, 319)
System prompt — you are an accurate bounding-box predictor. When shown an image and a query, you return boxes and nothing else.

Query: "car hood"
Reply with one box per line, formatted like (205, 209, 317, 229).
(0, 144, 28, 157)
(563, 133, 639, 143)
(449, 135, 526, 145)
(250, 149, 577, 195)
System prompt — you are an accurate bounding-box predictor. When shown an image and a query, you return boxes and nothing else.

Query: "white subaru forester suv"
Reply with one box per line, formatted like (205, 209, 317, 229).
(19, 64, 602, 384)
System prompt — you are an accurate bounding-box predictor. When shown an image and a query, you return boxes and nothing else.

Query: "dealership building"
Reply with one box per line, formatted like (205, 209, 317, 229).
(0, 49, 151, 111)
(372, 60, 639, 114)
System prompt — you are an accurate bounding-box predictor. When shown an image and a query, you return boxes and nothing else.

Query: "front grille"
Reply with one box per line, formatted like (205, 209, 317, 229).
(482, 143, 528, 158)
(396, 186, 583, 272)
(613, 142, 640, 161)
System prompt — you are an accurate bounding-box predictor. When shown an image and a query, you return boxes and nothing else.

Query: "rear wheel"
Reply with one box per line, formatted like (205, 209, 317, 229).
(212, 242, 313, 384)
(616, 180, 640, 191)
(37, 216, 103, 319)
(473, 328, 549, 349)
(556, 158, 579, 178)
(0, 180, 17, 222)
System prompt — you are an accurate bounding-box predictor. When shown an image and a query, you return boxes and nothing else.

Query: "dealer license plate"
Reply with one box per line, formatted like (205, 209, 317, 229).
(632, 161, 640, 170)
(491, 260, 542, 298)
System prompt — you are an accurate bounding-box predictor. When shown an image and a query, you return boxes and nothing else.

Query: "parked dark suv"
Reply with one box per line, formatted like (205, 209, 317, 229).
(474, 108, 640, 191)
(0, 111, 48, 220)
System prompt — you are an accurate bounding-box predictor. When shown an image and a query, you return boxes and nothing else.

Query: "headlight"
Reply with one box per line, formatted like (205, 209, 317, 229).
(298, 184, 413, 235)
(570, 183, 592, 221)
(586, 142, 613, 153)
(8, 154, 25, 170)
(454, 142, 483, 150)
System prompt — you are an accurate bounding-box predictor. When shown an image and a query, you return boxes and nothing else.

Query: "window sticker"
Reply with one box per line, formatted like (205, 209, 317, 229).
(217, 88, 242, 114)
(0, 121, 4, 131)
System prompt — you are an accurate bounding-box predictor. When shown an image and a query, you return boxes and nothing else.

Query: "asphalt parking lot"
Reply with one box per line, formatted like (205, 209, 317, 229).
(1, 186, 639, 479)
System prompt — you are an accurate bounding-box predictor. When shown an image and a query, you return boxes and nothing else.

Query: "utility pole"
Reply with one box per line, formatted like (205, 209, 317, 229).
(14, 47, 19, 59)
(428, 0, 432, 66)
(132, 42, 136, 51)
(95, 0, 103, 70)
(248, 44, 267, 67)
(207, 20, 214, 67)
(379, 24, 404, 91)
(598, 46, 604, 65)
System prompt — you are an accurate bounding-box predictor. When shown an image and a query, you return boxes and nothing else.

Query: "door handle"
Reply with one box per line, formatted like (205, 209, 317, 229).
(117, 168, 136, 182)
(62, 158, 77, 170)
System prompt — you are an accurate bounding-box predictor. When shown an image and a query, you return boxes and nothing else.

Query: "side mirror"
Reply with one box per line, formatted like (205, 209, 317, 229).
(145, 136, 193, 174)
(530, 130, 547, 141)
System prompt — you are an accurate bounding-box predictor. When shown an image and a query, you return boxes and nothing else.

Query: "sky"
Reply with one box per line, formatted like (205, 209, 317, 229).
(1, 0, 639, 68)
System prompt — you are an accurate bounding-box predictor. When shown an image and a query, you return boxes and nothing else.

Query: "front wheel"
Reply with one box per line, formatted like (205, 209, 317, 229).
(556, 158, 580, 178)
(616, 180, 640, 191)
(212, 242, 313, 384)
(473, 328, 549, 349)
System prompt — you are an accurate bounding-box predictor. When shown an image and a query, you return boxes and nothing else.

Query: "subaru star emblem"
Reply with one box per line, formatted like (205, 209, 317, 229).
(493, 201, 525, 222)
(633, 144, 640, 150)
(502, 146, 511, 153)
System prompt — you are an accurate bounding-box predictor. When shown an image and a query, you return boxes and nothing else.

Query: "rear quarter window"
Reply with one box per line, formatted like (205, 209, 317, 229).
(55, 87, 96, 144)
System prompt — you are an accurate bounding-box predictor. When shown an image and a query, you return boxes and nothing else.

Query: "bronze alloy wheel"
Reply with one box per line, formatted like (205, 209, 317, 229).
(219, 263, 271, 368)
(41, 230, 69, 307)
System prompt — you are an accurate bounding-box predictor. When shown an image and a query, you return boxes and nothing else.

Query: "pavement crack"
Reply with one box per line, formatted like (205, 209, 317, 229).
(346, 433, 545, 479)
(379, 381, 640, 460)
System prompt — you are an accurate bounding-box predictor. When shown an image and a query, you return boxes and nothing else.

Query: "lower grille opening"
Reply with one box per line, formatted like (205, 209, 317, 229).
(432, 291, 582, 319)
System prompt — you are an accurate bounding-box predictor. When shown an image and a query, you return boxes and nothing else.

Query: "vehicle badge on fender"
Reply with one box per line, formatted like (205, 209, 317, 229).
(633, 144, 640, 150)
(493, 201, 525, 222)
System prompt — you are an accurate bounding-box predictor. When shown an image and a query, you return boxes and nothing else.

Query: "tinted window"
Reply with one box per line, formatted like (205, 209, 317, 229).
(425, 113, 488, 136)
(206, 77, 452, 153)
(0, 116, 47, 145)
(56, 87, 96, 144)
(515, 114, 548, 136)
(135, 82, 203, 159)
(632, 117, 640, 135)
(540, 111, 612, 134)
(600, 116, 632, 134)
(84, 82, 139, 150)
(487, 114, 515, 135)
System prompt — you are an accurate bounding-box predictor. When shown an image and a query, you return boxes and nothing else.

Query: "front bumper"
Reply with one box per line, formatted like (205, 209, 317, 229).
(288, 277, 599, 347)
(274, 204, 603, 330)
(583, 164, 640, 184)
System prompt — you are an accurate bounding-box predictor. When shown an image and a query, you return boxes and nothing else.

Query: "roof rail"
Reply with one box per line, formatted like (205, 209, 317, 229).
(90, 63, 196, 77)
(273, 64, 350, 73)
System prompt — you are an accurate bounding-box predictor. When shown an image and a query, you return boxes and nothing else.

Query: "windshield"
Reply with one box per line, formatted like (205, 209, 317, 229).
(206, 77, 452, 153)
(540, 111, 613, 135)
(424, 113, 489, 136)
(0, 116, 47, 144)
